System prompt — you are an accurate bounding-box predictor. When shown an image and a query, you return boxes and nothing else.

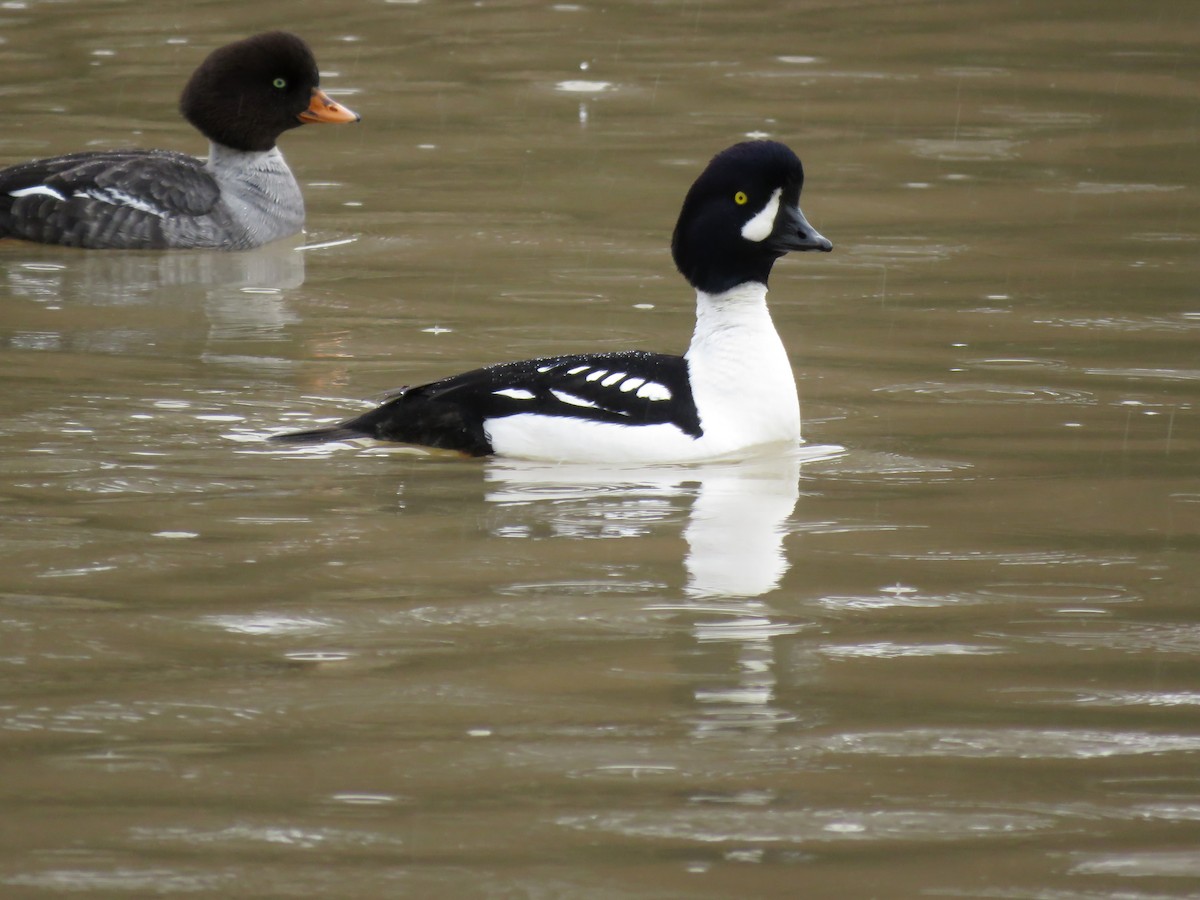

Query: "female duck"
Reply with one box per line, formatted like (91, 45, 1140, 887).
(0, 31, 359, 250)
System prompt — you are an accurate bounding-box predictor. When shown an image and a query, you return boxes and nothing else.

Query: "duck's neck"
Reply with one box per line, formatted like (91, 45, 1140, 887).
(686, 281, 782, 357)
(684, 280, 802, 447)
(205, 142, 305, 243)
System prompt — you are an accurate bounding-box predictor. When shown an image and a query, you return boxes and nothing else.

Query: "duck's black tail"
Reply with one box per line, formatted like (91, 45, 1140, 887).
(267, 387, 493, 456)
(267, 424, 369, 445)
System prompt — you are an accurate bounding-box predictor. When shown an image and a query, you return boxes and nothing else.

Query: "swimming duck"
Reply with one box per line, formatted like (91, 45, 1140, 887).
(274, 140, 832, 463)
(0, 31, 359, 250)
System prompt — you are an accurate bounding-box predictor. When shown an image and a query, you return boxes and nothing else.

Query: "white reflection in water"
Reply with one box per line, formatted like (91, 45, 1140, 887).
(681, 456, 805, 599)
(555, 80, 613, 93)
(487, 446, 839, 599)
(487, 446, 841, 738)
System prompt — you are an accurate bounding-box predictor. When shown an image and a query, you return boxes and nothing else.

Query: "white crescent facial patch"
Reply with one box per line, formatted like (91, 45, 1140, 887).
(740, 187, 782, 243)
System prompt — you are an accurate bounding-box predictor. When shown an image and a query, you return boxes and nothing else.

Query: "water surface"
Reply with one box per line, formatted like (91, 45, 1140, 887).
(1, 1, 1198, 897)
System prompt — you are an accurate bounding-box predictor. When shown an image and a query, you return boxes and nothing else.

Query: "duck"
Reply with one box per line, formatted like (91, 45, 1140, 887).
(272, 140, 832, 463)
(0, 31, 359, 250)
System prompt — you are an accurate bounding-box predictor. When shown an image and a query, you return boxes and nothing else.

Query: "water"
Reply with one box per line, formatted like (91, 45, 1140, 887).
(2, 1, 1198, 896)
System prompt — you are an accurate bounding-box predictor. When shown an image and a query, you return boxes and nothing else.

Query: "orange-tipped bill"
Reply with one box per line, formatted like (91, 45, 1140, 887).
(298, 88, 360, 124)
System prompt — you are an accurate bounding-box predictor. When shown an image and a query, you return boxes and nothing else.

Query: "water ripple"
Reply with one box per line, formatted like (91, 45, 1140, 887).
(846, 241, 965, 264)
(1037, 313, 1200, 333)
(1070, 690, 1200, 708)
(1053, 181, 1185, 194)
(821, 728, 1200, 759)
(204, 614, 338, 636)
(876, 382, 1096, 405)
(1032, 623, 1200, 655)
(3, 700, 263, 736)
(557, 807, 1050, 844)
(976, 583, 1137, 604)
(821, 642, 1004, 659)
(1084, 366, 1199, 382)
(130, 823, 404, 851)
(981, 105, 1101, 128)
(904, 138, 1023, 161)
(1069, 851, 1200, 877)
(2, 868, 224, 894)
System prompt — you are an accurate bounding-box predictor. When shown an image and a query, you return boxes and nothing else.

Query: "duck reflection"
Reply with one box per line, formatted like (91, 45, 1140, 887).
(1, 237, 307, 358)
(485, 447, 838, 598)
(485, 446, 839, 736)
(3, 236, 306, 302)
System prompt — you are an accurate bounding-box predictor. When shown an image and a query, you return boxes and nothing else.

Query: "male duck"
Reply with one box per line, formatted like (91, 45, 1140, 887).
(274, 140, 832, 463)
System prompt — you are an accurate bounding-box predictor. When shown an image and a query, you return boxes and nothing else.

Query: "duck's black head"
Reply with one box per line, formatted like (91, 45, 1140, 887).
(180, 31, 359, 153)
(671, 140, 832, 295)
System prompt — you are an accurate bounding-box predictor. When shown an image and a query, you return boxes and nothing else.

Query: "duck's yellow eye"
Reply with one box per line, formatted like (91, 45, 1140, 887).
(734, 191, 748, 205)
(273, 77, 287, 89)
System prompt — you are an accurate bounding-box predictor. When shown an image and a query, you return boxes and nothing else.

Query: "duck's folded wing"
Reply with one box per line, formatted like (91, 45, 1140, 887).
(0, 150, 221, 247)
(273, 350, 702, 455)
(420, 350, 701, 433)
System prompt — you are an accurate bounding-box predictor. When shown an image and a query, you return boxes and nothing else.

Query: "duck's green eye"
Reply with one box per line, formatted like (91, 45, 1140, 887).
(734, 191, 748, 205)
(273, 77, 287, 89)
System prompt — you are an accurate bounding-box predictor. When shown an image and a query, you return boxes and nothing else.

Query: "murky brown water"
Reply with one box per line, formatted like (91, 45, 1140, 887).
(2, 0, 1198, 896)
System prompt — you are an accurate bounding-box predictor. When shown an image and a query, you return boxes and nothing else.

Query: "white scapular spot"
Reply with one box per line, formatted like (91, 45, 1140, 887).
(536, 365, 555, 373)
(635, 382, 671, 401)
(550, 389, 598, 409)
(494, 388, 536, 400)
(585, 370, 608, 382)
(601, 372, 626, 387)
(740, 187, 782, 242)
(566, 365, 590, 376)
(10, 185, 67, 202)
(74, 188, 167, 218)
(619, 377, 646, 392)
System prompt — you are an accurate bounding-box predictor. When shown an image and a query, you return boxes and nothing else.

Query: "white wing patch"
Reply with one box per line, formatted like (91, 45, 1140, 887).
(636, 381, 671, 401)
(550, 389, 598, 409)
(9, 185, 68, 202)
(73, 188, 168, 219)
(740, 187, 782, 243)
(508, 362, 673, 411)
